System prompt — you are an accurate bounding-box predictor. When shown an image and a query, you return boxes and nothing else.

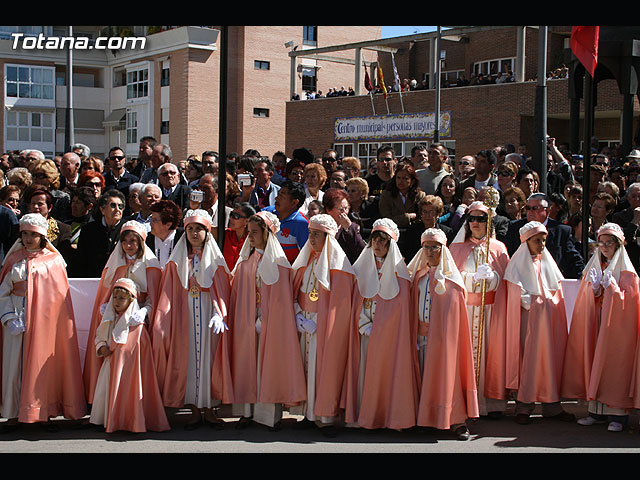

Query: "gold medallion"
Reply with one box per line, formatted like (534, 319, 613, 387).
(363, 298, 373, 309)
(308, 287, 319, 302)
(256, 290, 261, 303)
(189, 285, 201, 298)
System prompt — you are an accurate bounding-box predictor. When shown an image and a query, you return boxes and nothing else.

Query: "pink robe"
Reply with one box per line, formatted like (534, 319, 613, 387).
(292, 264, 358, 419)
(352, 276, 419, 430)
(0, 247, 86, 423)
(449, 238, 510, 401)
(212, 250, 306, 405)
(412, 267, 479, 430)
(505, 258, 567, 403)
(83, 262, 162, 404)
(563, 272, 639, 409)
(151, 261, 230, 408)
(101, 322, 170, 433)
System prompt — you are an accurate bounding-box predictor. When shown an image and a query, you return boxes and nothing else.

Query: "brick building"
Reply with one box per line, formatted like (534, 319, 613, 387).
(0, 25, 380, 162)
(285, 26, 640, 170)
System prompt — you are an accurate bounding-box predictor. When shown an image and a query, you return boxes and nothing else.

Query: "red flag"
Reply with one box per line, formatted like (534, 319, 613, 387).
(364, 67, 373, 92)
(571, 26, 599, 77)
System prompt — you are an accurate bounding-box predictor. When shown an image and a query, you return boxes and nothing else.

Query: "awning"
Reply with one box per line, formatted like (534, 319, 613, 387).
(102, 108, 126, 127)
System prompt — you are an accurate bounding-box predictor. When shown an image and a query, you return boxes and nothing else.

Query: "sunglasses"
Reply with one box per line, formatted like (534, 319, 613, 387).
(229, 211, 248, 220)
(525, 205, 546, 211)
(468, 215, 488, 223)
(109, 202, 124, 210)
(110, 155, 126, 161)
(598, 240, 617, 248)
(498, 171, 514, 177)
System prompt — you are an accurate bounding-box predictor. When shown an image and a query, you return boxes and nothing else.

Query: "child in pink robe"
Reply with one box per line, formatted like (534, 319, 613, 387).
(351, 218, 419, 430)
(0, 213, 86, 432)
(562, 223, 639, 432)
(408, 228, 479, 440)
(90, 277, 170, 433)
(214, 211, 306, 430)
(503, 221, 574, 425)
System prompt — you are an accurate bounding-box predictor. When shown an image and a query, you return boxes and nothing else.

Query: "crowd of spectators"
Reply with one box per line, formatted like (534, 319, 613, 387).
(2, 135, 639, 283)
(291, 63, 572, 100)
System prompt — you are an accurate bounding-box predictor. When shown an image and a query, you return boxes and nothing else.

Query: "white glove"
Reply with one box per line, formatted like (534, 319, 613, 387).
(455, 204, 468, 216)
(255, 318, 262, 335)
(210, 314, 229, 334)
(99, 303, 108, 316)
(296, 313, 307, 333)
(601, 271, 617, 289)
(303, 318, 317, 335)
(473, 263, 495, 283)
(588, 268, 602, 291)
(360, 323, 372, 337)
(7, 317, 24, 336)
(128, 308, 146, 327)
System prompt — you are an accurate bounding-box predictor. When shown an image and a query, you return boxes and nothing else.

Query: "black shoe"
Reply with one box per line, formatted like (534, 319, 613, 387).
(515, 413, 531, 425)
(487, 411, 504, 420)
(293, 418, 314, 430)
(235, 416, 252, 430)
(205, 418, 225, 430)
(268, 421, 282, 432)
(546, 411, 576, 423)
(453, 425, 470, 441)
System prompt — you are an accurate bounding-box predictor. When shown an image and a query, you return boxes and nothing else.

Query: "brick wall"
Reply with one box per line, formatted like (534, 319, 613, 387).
(285, 78, 638, 160)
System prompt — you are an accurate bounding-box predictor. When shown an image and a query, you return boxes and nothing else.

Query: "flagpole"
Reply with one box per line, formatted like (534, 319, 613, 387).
(364, 62, 375, 115)
(581, 70, 594, 261)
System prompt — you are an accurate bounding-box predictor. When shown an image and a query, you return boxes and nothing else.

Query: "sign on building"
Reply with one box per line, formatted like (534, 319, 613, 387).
(334, 112, 452, 141)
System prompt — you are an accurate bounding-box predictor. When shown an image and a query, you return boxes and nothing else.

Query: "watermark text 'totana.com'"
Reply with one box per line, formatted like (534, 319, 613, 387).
(10, 33, 146, 50)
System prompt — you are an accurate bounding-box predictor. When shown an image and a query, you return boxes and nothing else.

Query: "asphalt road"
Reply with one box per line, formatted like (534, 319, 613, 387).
(0, 400, 639, 455)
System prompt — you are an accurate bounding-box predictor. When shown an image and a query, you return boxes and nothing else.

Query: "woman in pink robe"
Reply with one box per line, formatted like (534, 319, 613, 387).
(562, 223, 639, 432)
(351, 218, 419, 430)
(89, 277, 170, 433)
(289, 214, 358, 438)
(213, 211, 306, 430)
(408, 228, 479, 440)
(0, 213, 86, 432)
(151, 209, 231, 430)
(503, 221, 574, 425)
(83, 220, 162, 405)
(449, 201, 510, 418)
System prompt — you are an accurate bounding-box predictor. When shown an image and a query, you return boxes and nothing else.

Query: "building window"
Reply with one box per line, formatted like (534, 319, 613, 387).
(253, 108, 269, 118)
(303, 26, 317, 46)
(161, 120, 169, 134)
(5, 110, 54, 143)
(113, 67, 127, 88)
(126, 68, 149, 99)
(126, 110, 137, 144)
(161, 66, 170, 86)
(301, 67, 317, 93)
(254, 60, 270, 71)
(333, 143, 354, 160)
(473, 58, 515, 80)
(5, 65, 54, 100)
